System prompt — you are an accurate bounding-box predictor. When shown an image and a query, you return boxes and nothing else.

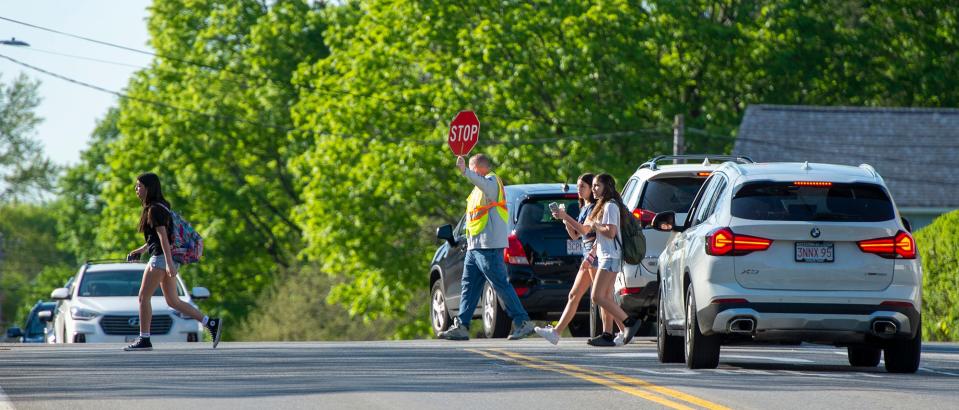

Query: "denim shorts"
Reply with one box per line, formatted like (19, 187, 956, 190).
(598, 257, 622, 272)
(148, 255, 179, 271)
(582, 242, 598, 268)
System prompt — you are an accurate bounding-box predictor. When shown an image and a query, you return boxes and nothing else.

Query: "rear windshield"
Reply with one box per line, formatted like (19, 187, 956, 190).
(731, 182, 895, 222)
(517, 198, 581, 228)
(78, 270, 184, 297)
(639, 177, 706, 213)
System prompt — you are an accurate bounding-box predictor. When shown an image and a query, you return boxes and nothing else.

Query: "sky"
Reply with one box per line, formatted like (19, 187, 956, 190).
(0, 1, 153, 166)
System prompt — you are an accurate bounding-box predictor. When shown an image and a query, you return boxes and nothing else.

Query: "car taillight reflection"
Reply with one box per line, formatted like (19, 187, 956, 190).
(632, 208, 656, 227)
(504, 232, 530, 265)
(857, 231, 916, 259)
(705, 227, 772, 256)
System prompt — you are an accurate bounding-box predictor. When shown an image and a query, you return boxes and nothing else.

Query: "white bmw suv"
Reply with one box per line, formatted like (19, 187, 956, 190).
(613, 155, 753, 334)
(654, 162, 922, 373)
(51, 261, 210, 344)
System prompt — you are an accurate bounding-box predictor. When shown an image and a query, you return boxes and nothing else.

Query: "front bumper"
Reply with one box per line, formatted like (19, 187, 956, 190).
(699, 302, 920, 343)
(68, 315, 204, 343)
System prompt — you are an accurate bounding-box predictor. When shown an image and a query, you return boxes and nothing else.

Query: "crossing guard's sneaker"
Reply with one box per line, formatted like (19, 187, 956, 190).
(123, 337, 153, 351)
(206, 318, 223, 348)
(507, 320, 536, 340)
(438, 317, 470, 341)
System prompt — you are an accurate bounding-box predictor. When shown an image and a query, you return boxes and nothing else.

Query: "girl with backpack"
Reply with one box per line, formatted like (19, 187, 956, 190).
(124, 172, 222, 351)
(584, 173, 640, 347)
(534, 173, 613, 345)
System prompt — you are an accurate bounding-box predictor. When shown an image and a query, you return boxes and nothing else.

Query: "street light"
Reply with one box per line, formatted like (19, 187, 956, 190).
(0, 37, 29, 47)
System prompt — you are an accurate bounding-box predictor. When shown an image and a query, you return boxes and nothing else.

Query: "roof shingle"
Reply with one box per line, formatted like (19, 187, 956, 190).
(734, 105, 959, 208)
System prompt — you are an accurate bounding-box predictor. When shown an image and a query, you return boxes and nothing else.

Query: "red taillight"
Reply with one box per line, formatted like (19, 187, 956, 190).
(857, 231, 916, 259)
(504, 232, 530, 265)
(880, 300, 914, 309)
(706, 227, 772, 256)
(794, 181, 833, 187)
(632, 208, 656, 226)
(618, 287, 644, 296)
(513, 286, 530, 297)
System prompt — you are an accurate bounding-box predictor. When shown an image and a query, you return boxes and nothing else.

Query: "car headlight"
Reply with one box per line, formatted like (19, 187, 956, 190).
(70, 307, 100, 320)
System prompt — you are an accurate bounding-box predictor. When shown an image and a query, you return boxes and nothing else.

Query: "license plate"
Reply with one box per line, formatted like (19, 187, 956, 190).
(795, 242, 834, 263)
(125, 336, 138, 342)
(567, 240, 583, 255)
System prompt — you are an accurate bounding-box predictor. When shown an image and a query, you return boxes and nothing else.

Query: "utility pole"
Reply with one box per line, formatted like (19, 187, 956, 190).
(673, 114, 685, 164)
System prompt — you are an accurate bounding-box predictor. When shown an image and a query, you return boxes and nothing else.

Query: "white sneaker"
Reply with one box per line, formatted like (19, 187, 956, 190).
(535, 325, 561, 345)
(613, 331, 625, 346)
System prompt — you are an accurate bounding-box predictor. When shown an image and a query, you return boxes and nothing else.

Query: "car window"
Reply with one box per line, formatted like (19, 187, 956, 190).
(453, 215, 466, 237)
(622, 178, 640, 209)
(517, 198, 581, 228)
(78, 270, 185, 297)
(25, 311, 47, 337)
(701, 176, 728, 221)
(639, 177, 708, 214)
(731, 182, 895, 222)
(689, 176, 719, 227)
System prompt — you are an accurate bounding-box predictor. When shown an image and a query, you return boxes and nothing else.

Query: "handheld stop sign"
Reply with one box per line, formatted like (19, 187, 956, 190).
(448, 111, 480, 156)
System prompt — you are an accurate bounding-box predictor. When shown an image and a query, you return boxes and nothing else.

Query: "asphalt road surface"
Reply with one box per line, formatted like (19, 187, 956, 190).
(2, 338, 958, 409)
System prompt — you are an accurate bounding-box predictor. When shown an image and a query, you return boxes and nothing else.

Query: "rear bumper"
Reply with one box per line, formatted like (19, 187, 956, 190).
(617, 281, 659, 315)
(519, 285, 589, 316)
(699, 302, 920, 343)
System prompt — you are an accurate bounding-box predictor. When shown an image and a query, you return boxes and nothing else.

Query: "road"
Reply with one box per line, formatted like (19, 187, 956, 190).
(1, 338, 958, 409)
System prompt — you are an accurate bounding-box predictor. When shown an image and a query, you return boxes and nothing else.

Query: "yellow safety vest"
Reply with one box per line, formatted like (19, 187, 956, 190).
(466, 173, 508, 236)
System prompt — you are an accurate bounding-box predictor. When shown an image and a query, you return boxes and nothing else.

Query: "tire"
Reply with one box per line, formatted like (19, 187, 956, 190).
(482, 283, 510, 338)
(684, 284, 721, 369)
(847, 346, 881, 367)
(430, 280, 452, 336)
(883, 318, 922, 374)
(657, 289, 684, 363)
(588, 301, 603, 338)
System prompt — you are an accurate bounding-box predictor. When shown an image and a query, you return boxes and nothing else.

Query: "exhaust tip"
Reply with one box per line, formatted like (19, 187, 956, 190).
(729, 318, 756, 334)
(872, 320, 897, 336)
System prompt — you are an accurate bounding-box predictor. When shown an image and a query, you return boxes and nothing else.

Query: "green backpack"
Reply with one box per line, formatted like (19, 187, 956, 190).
(616, 202, 646, 265)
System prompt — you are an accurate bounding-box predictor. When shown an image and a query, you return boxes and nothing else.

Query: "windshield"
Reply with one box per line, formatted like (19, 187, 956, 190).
(517, 198, 581, 228)
(731, 182, 895, 222)
(25, 309, 51, 337)
(78, 270, 184, 297)
(639, 177, 706, 213)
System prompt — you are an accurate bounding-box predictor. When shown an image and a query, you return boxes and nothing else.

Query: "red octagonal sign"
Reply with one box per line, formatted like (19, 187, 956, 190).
(448, 111, 480, 156)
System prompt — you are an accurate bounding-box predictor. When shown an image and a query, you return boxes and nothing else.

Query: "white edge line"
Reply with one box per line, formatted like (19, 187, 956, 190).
(0, 382, 16, 410)
(920, 367, 959, 377)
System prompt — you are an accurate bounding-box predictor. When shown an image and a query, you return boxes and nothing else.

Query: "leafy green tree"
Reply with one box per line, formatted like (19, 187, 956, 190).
(915, 210, 959, 341)
(0, 73, 58, 202)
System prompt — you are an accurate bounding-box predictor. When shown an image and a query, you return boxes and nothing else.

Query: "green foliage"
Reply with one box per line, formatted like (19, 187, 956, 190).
(0, 203, 75, 328)
(236, 265, 397, 341)
(915, 210, 959, 341)
(0, 73, 58, 202)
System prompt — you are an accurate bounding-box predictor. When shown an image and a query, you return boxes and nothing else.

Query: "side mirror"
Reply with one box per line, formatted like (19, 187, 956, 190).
(651, 211, 677, 232)
(436, 224, 457, 246)
(51, 288, 70, 300)
(38, 311, 53, 322)
(191, 287, 211, 300)
(6, 327, 23, 338)
(901, 217, 912, 233)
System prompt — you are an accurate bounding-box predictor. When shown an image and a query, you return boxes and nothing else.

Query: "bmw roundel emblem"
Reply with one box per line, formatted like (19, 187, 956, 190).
(810, 227, 821, 238)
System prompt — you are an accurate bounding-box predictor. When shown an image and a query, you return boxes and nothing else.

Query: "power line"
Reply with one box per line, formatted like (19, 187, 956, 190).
(18, 47, 145, 69)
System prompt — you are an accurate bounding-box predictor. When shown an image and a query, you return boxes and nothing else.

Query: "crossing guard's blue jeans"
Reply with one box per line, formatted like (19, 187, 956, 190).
(457, 248, 530, 328)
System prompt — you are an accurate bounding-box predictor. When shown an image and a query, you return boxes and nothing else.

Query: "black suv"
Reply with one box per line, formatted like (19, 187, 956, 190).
(430, 183, 593, 338)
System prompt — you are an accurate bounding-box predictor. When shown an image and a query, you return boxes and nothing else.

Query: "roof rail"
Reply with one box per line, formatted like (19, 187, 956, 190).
(638, 154, 754, 171)
(85, 259, 135, 265)
(858, 163, 880, 179)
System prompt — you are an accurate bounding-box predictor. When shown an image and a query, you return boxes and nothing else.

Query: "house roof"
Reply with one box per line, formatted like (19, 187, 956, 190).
(733, 104, 959, 208)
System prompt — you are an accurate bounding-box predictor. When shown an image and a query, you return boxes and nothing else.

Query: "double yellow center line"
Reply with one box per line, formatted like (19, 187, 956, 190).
(466, 348, 730, 410)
